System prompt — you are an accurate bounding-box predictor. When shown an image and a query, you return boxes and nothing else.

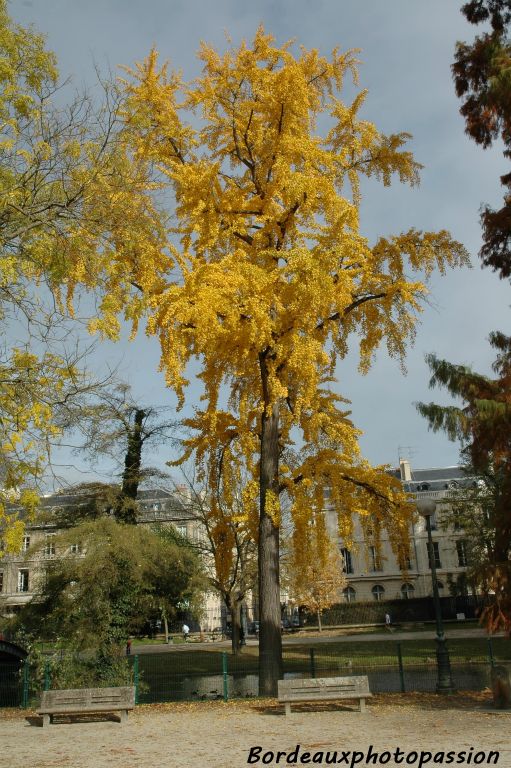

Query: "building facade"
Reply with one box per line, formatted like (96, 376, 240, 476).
(0, 488, 224, 631)
(1, 462, 477, 628)
(326, 460, 476, 605)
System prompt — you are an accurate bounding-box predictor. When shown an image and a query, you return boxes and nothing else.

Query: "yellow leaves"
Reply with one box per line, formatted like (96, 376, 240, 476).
(0, 514, 24, 555)
(284, 445, 414, 570)
(115, 32, 469, 435)
(264, 489, 281, 527)
(9, 28, 467, 579)
(289, 512, 347, 614)
(0, 346, 83, 549)
(121, 48, 194, 169)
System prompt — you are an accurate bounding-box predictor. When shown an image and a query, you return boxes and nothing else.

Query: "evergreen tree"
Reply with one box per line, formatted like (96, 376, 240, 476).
(417, 334, 511, 633)
(453, 0, 511, 278)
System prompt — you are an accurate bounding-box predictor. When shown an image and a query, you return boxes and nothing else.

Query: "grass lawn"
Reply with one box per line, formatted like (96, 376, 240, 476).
(134, 635, 510, 683)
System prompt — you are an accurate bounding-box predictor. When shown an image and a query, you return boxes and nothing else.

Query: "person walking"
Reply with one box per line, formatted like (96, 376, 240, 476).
(182, 623, 190, 641)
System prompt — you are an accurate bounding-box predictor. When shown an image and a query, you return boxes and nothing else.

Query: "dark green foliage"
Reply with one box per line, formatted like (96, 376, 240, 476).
(52, 482, 123, 526)
(453, 1, 511, 279)
(15, 518, 206, 663)
(51, 481, 149, 528)
(44, 651, 132, 690)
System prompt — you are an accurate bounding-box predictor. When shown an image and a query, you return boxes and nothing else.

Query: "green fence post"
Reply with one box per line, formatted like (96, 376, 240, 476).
(21, 660, 29, 709)
(309, 648, 316, 679)
(397, 642, 405, 693)
(44, 661, 50, 691)
(133, 655, 139, 704)
(222, 652, 228, 702)
(487, 637, 495, 668)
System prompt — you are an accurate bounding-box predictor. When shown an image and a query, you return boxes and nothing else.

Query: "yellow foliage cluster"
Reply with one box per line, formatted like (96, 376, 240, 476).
(0, 349, 77, 551)
(0, 24, 466, 565)
(106, 29, 468, 562)
(0, 1, 166, 549)
(289, 511, 347, 615)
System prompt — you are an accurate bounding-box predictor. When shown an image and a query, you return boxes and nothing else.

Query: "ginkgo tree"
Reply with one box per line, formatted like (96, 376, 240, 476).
(65, 29, 469, 694)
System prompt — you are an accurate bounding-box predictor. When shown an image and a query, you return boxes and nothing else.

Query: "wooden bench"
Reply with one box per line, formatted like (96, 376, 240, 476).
(278, 676, 371, 715)
(37, 686, 135, 726)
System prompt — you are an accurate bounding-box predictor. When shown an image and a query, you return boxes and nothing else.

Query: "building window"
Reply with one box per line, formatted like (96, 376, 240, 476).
(70, 543, 82, 555)
(399, 554, 413, 570)
(343, 586, 356, 603)
(456, 541, 468, 567)
(371, 584, 385, 602)
(176, 524, 187, 538)
(401, 583, 415, 600)
(17, 569, 29, 593)
(22, 535, 30, 552)
(44, 535, 56, 557)
(0, 571, 3, 592)
(369, 546, 382, 572)
(426, 542, 441, 569)
(340, 548, 353, 574)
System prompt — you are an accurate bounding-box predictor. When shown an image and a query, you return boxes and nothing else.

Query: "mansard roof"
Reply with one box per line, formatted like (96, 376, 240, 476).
(389, 465, 477, 493)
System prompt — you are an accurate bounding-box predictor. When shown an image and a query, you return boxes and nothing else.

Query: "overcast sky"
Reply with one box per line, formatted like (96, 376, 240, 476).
(11, 1, 510, 485)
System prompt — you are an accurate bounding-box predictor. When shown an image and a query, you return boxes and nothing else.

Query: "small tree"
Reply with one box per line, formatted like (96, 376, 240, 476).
(16, 518, 205, 680)
(289, 514, 347, 632)
(172, 461, 257, 655)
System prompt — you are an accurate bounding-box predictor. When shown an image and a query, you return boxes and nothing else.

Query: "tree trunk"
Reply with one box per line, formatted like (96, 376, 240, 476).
(162, 610, 169, 644)
(230, 599, 242, 656)
(116, 408, 145, 524)
(317, 608, 322, 632)
(258, 387, 282, 696)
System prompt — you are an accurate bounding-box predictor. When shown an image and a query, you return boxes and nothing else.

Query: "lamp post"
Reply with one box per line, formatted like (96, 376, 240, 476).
(416, 497, 455, 694)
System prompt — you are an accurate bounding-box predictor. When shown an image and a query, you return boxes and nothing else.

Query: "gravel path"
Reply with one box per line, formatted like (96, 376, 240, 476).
(1, 693, 510, 768)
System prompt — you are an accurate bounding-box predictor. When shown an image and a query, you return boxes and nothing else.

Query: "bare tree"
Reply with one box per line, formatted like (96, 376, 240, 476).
(62, 383, 180, 523)
(172, 465, 257, 655)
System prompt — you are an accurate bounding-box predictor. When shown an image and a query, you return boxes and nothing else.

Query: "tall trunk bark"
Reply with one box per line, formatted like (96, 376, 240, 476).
(258, 382, 282, 696)
(122, 408, 145, 499)
(115, 408, 145, 524)
(162, 610, 169, 643)
(230, 600, 242, 656)
(317, 608, 322, 632)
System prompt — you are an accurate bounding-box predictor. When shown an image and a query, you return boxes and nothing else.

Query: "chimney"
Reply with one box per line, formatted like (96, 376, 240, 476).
(399, 459, 412, 482)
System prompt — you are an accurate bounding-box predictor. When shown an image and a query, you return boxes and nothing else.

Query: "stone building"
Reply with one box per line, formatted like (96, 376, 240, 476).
(326, 461, 476, 604)
(1, 461, 477, 628)
(0, 488, 224, 631)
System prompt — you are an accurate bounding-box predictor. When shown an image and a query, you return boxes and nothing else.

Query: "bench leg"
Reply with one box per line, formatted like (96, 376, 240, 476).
(359, 698, 366, 713)
(119, 709, 128, 723)
(285, 703, 292, 716)
(42, 714, 50, 727)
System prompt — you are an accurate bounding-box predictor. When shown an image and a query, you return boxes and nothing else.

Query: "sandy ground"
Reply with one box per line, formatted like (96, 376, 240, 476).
(1, 693, 510, 768)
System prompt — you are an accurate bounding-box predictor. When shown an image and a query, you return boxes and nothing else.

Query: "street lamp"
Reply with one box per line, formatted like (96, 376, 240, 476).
(416, 497, 455, 694)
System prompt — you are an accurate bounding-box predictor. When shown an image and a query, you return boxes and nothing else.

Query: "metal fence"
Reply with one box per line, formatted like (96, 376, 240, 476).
(1, 637, 506, 708)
